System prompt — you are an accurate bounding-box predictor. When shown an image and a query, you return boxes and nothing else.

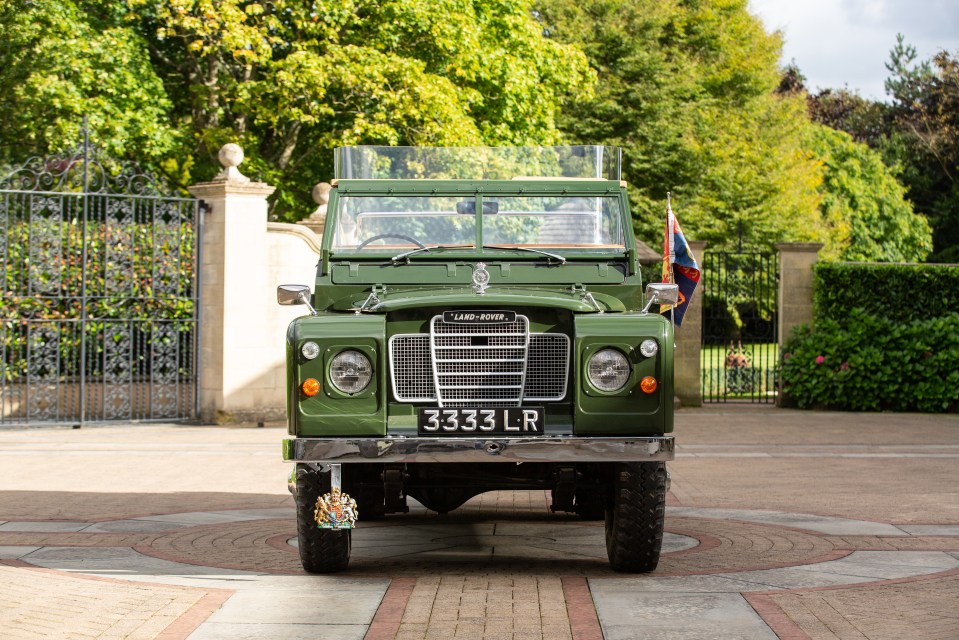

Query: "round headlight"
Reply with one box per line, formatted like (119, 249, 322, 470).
(301, 341, 320, 360)
(587, 348, 631, 392)
(329, 350, 372, 394)
(640, 339, 659, 358)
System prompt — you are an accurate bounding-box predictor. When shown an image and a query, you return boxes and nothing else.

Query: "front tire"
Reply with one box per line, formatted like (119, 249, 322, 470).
(295, 464, 351, 573)
(604, 462, 667, 572)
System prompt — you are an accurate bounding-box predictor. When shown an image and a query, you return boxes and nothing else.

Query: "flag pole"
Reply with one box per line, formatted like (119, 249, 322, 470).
(666, 193, 676, 335)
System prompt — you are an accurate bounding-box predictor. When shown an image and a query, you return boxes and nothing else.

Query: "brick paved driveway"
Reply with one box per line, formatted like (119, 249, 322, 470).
(1, 407, 957, 639)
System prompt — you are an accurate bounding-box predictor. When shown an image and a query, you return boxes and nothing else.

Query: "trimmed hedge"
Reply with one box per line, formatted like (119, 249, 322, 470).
(814, 262, 959, 324)
(780, 310, 959, 412)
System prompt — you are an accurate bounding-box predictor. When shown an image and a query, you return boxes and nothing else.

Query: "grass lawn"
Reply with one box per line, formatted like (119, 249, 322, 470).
(701, 342, 779, 401)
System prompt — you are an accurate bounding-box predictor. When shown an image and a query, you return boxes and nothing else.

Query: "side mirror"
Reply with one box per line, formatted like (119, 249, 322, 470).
(642, 283, 679, 313)
(277, 284, 317, 315)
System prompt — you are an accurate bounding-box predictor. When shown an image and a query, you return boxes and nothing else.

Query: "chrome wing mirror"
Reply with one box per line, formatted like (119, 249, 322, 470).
(277, 284, 317, 315)
(642, 283, 679, 314)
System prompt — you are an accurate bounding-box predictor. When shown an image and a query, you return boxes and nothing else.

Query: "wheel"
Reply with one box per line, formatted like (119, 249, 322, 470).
(295, 464, 351, 573)
(604, 462, 667, 572)
(356, 233, 425, 249)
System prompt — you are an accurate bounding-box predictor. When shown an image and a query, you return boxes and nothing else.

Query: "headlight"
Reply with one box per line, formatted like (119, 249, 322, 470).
(301, 341, 320, 360)
(640, 339, 659, 358)
(329, 350, 372, 394)
(587, 348, 631, 392)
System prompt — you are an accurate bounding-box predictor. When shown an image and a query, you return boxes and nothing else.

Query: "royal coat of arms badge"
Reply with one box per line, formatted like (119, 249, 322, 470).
(314, 487, 358, 529)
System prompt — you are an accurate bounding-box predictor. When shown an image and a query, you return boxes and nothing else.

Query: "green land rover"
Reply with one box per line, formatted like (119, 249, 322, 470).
(278, 146, 678, 573)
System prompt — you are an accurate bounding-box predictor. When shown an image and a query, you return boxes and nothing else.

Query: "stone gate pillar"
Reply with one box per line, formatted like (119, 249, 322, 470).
(776, 242, 823, 351)
(189, 145, 277, 423)
(674, 240, 707, 408)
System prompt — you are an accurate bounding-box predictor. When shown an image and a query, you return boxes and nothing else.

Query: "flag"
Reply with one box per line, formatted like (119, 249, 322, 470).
(661, 196, 701, 326)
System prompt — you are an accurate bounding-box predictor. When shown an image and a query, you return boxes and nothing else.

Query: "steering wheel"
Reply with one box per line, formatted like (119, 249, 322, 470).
(356, 233, 426, 250)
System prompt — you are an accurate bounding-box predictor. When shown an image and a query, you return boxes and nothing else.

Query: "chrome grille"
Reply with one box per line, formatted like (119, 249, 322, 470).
(525, 334, 570, 400)
(431, 315, 529, 407)
(389, 318, 569, 405)
(388, 334, 433, 401)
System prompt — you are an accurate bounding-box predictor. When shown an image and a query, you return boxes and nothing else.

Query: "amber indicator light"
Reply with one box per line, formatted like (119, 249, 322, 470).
(640, 376, 658, 394)
(301, 378, 320, 397)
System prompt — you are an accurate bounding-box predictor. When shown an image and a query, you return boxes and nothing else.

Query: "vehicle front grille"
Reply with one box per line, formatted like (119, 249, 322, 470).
(389, 315, 569, 407)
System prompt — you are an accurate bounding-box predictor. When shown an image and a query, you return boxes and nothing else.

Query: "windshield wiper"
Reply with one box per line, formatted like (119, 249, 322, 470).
(392, 243, 566, 265)
(390, 244, 473, 264)
(481, 245, 566, 264)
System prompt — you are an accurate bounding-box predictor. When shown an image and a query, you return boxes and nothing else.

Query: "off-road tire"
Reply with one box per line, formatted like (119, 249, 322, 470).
(295, 464, 351, 573)
(604, 461, 667, 572)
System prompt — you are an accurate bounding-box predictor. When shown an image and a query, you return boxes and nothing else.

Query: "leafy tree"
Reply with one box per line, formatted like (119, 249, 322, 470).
(0, 0, 593, 220)
(882, 36, 959, 262)
(807, 88, 887, 148)
(0, 0, 178, 166)
(535, 0, 827, 251)
(806, 125, 932, 262)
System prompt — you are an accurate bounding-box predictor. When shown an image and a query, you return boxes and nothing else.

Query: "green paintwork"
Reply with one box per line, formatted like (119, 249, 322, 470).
(287, 313, 387, 437)
(573, 314, 674, 435)
(331, 287, 625, 313)
(283, 172, 674, 440)
(329, 261, 627, 286)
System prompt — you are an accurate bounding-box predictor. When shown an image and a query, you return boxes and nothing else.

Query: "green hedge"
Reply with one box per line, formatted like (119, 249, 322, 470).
(814, 262, 959, 324)
(780, 310, 959, 412)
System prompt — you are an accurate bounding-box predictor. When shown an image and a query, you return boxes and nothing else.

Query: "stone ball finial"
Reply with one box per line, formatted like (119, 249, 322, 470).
(312, 182, 332, 205)
(218, 143, 245, 168)
(213, 143, 250, 184)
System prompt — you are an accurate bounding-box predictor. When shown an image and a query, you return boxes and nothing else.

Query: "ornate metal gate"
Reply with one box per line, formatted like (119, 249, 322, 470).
(1, 129, 200, 425)
(701, 251, 779, 403)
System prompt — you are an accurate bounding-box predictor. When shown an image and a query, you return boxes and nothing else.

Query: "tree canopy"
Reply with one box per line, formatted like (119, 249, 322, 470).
(806, 125, 931, 262)
(0, 0, 592, 219)
(0, 0, 951, 262)
(536, 0, 826, 252)
(807, 36, 959, 263)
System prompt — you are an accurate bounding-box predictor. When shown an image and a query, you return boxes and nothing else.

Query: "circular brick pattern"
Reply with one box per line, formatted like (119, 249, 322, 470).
(133, 512, 844, 577)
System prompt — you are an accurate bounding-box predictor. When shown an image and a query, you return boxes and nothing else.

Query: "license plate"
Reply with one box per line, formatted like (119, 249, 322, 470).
(417, 407, 544, 435)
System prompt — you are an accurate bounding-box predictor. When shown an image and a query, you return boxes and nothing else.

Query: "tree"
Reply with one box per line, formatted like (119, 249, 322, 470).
(0, 0, 178, 166)
(883, 36, 959, 262)
(535, 0, 827, 251)
(807, 88, 887, 148)
(806, 125, 932, 262)
(0, 0, 594, 220)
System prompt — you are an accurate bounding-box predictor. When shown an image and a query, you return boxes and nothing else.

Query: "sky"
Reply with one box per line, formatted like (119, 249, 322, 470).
(748, 0, 959, 101)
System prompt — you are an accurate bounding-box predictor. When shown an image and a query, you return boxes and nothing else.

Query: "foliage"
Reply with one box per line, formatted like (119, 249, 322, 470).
(535, 0, 827, 252)
(813, 262, 959, 325)
(0, 0, 179, 164)
(0, 0, 593, 221)
(882, 37, 959, 263)
(780, 311, 959, 413)
(807, 88, 887, 148)
(805, 125, 932, 262)
(802, 37, 959, 263)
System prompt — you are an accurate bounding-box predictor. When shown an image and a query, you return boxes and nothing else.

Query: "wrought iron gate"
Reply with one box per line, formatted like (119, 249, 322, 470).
(701, 251, 779, 403)
(0, 129, 201, 425)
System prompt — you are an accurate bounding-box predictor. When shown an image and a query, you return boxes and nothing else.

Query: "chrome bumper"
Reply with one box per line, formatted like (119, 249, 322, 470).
(283, 435, 674, 464)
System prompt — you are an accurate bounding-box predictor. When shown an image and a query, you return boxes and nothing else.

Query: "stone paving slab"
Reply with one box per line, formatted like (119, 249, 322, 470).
(668, 507, 908, 536)
(592, 591, 779, 640)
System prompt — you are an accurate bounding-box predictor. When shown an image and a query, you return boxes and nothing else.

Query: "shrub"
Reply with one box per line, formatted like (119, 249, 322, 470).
(780, 310, 959, 412)
(814, 262, 959, 324)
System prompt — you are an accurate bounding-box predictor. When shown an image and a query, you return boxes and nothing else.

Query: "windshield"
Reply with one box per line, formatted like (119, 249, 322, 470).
(332, 195, 625, 252)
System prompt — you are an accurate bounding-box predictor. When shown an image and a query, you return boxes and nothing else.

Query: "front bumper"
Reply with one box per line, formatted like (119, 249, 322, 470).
(282, 435, 674, 464)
